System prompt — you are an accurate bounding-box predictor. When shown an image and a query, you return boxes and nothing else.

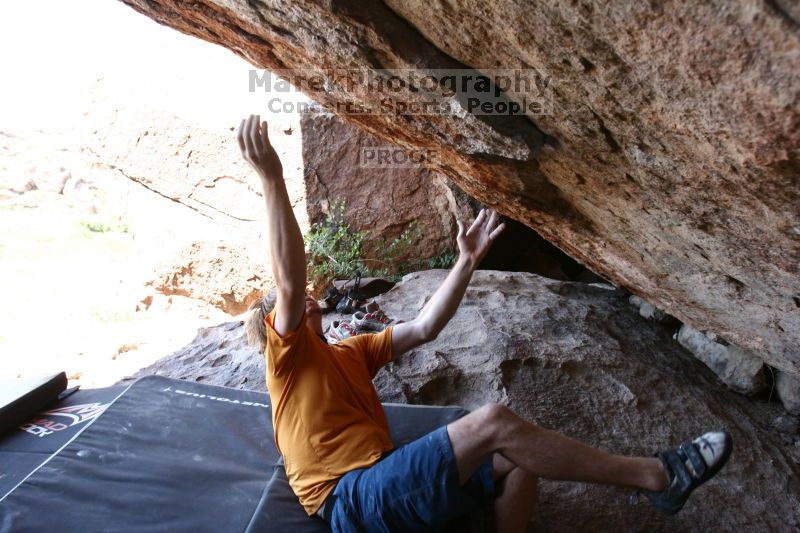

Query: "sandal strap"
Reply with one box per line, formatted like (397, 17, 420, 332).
(661, 450, 692, 491)
(644, 432, 732, 516)
(678, 441, 707, 478)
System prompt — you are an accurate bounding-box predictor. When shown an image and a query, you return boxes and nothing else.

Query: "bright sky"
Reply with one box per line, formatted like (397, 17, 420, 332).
(0, 0, 308, 133)
(0, 0, 310, 384)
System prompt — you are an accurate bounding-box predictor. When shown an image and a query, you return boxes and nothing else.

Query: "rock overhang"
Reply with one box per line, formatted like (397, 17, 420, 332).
(119, 0, 800, 372)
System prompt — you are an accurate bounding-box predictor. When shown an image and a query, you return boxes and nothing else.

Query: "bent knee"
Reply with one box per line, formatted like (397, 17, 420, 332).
(520, 469, 538, 490)
(508, 467, 538, 497)
(477, 402, 511, 423)
(474, 403, 515, 443)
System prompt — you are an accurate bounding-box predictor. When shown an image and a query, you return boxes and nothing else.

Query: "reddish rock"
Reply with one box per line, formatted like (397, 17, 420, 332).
(119, 0, 800, 373)
(148, 240, 269, 315)
(301, 107, 474, 268)
(301, 108, 595, 282)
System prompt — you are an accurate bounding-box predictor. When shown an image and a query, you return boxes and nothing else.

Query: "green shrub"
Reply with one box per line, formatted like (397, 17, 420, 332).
(427, 250, 457, 269)
(79, 219, 129, 234)
(305, 199, 424, 289)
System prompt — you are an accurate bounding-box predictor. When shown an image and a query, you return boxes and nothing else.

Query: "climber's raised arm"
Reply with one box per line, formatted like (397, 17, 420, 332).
(238, 114, 305, 336)
(391, 209, 505, 356)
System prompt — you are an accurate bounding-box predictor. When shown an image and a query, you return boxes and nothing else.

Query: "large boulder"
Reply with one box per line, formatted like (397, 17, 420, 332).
(147, 240, 271, 315)
(119, 0, 800, 373)
(777, 371, 800, 415)
(128, 270, 800, 531)
(373, 272, 800, 531)
(300, 107, 474, 265)
(676, 324, 766, 396)
(128, 319, 263, 390)
(300, 108, 605, 282)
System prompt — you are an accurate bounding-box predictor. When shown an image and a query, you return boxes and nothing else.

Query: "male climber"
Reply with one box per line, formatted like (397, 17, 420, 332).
(239, 114, 732, 532)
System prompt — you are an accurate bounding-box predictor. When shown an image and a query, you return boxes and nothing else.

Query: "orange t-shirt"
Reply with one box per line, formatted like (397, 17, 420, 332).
(264, 308, 394, 515)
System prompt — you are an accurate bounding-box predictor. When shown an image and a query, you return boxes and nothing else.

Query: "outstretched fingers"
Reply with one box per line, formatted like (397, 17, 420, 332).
(250, 114, 263, 152)
(486, 210, 505, 236)
(468, 208, 487, 235)
(239, 114, 276, 162)
(489, 222, 506, 240)
(260, 120, 270, 152)
(477, 209, 505, 242)
(237, 119, 246, 152)
(240, 118, 253, 155)
(485, 209, 499, 233)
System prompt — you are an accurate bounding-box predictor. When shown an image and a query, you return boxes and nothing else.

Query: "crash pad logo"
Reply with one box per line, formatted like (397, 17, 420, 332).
(19, 402, 111, 438)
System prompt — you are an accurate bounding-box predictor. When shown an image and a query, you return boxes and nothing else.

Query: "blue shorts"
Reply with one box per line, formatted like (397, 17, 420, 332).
(329, 426, 495, 533)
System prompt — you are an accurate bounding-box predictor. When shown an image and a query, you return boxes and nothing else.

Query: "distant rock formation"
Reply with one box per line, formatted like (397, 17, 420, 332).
(147, 240, 270, 315)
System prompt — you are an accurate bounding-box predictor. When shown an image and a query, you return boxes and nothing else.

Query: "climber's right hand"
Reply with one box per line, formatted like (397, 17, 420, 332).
(238, 114, 284, 183)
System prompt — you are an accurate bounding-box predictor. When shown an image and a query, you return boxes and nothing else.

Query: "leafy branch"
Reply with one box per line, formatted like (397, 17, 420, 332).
(304, 198, 428, 289)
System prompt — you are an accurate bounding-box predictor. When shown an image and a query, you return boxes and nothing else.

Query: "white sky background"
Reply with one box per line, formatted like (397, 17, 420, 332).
(0, 0, 311, 384)
(0, 0, 309, 133)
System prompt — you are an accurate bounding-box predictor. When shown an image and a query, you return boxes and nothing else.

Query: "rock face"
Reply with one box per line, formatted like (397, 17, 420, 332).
(129, 270, 799, 531)
(301, 107, 474, 264)
(147, 240, 271, 315)
(84, 84, 284, 227)
(777, 371, 800, 415)
(128, 319, 264, 389)
(301, 108, 601, 281)
(374, 272, 800, 530)
(676, 324, 766, 396)
(119, 0, 799, 373)
(628, 295, 672, 323)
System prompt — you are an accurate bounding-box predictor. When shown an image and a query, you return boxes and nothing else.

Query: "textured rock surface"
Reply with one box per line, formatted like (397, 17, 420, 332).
(84, 86, 306, 227)
(777, 371, 800, 415)
(92, 119, 264, 223)
(147, 240, 271, 315)
(119, 0, 799, 373)
(301, 108, 604, 282)
(129, 270, 799, 531)
(676, 324, 766, 395)
(127, 319, 264, 389)
(628, 295, 673, 323)
(301, 107, 474, 263)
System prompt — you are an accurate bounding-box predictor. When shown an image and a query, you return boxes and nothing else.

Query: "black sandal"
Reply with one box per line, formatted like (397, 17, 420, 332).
(643, 431, 733, 515)
(336, 271, 363, 314)
(322, 287, 343, 314)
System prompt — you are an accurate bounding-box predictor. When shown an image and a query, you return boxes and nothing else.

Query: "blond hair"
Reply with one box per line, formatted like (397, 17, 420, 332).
(245, 289, 277, 352)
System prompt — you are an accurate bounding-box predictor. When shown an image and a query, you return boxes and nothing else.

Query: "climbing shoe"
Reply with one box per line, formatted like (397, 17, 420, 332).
(643, 431, 732, 515)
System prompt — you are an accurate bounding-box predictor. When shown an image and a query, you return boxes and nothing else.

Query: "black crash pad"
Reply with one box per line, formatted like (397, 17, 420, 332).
(0, 376, 474, 532)
(0, 372, 67, 437)
(0, 381, 125, 500)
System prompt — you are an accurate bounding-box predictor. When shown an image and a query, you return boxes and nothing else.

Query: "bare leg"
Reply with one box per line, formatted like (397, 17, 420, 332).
(493, 454, 537, 533)
(448, 404, 668, 492)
